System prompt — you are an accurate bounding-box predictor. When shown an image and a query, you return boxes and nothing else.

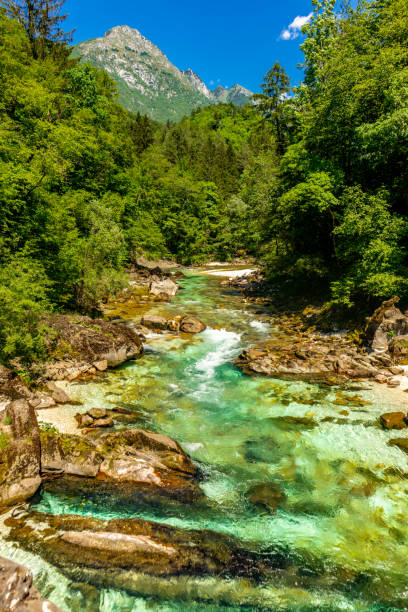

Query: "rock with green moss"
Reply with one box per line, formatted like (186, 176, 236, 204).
(39, 427, 201, 501)
(5, 511, 280, 588)
(40, 429, 103, 477)
(43, 314, 143, 371)
(0, 400, 41, 506)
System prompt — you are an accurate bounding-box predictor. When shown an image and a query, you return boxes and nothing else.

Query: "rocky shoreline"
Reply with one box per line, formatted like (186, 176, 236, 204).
(227, 274, 408, 387)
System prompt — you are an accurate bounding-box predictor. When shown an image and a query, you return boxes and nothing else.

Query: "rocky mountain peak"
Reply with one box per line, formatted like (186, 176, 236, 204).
(182, 69, 212, 99)
(72, 26, 253, 121)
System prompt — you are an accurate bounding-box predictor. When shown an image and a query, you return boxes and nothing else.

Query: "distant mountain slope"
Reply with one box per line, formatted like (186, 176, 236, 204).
(71, 26, 252, 122)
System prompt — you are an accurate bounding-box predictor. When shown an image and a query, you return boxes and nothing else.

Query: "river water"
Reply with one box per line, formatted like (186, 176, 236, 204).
(4, 271, 408, 611)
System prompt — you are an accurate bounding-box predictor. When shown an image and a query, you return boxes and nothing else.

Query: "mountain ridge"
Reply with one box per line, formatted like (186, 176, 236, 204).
(71, 25, 252, 122)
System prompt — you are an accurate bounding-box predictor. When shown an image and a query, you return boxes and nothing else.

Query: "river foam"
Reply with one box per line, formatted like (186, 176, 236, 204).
(194, 328, 242, 377)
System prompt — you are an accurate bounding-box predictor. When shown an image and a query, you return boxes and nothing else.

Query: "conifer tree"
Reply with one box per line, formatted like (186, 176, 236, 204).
(0, 0, 73, 59)
(252, 62, 290, 154)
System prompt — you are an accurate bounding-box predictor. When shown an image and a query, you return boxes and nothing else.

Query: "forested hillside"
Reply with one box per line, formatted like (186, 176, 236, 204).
(1, 0, 408, 365)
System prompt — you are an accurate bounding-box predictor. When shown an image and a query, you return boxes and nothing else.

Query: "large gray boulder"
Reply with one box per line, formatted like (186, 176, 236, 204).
(149, 277, 179, 297)
(43, 314, 143, 368)
(0, 556, 62, 611)
(0, 400, 41, 506)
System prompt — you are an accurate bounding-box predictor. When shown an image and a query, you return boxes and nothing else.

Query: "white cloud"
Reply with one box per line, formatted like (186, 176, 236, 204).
(279, 12, 313, 40)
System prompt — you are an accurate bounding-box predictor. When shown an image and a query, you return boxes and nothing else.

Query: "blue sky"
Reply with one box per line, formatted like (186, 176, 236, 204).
(65, 0, 314, 93)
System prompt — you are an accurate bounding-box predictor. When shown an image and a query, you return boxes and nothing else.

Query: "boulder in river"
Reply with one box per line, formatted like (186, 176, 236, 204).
(40, 429, 103, 477)
(180, 316, 206, 334)
(141, 314, 168, 330)
(5, 512, 282, 588)
(43, 314, 143, 368)
(366, 297, 408, 355)
(149, 278, 179, 297)
(388, 438, 408, 453)
(247, 482, 287, 513)
(38, 427, 201, 501)
(0, 556, 62, 611)
(0, 400, 41, 506)
(379, 412, 407, 430)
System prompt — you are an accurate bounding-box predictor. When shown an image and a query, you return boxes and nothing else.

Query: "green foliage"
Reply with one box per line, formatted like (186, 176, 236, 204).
(260, 0, 408, 309)
(0, 432, 10, 450)
(0, 256, 51, 364)
(331, 188, 408, 305)
(3, 0, 408, 365)
(252, 62, 291, 154)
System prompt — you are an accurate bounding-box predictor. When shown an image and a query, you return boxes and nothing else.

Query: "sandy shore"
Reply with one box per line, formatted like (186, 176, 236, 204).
(201, 268, 257, 278)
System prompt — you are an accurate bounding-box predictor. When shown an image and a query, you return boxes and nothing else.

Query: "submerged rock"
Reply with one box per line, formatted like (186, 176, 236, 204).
(0, 400, 41, 507)
(247, 482, 287, 513)
(180, 316, 206, 334)
(5, 512, 282, 587)
(388, 438, 408, 453)
(0, 556, 62, 611)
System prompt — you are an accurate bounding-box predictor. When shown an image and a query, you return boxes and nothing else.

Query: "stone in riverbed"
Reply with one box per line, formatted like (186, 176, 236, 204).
(93, 429, 199, 496)
(93, 417, 114, 428)
(379, 412, 407, 430)
(389, 438, 408, 453)
(0, 556, 62, 611)
(38, 427, 202, 502)
(87, 407, 108, 420)
(247, 482, 287, 513)
(51, 387, 72, 404)
(141, 314, 168, 330)
(180, 316, 206, 334)
(167, 317, 181, 332)
(93, 360, 108, 372)
(75, 413, 94, 428)
(28, 392, 56, 409)
(149, 278, 178, 297)
(5, 512, 282, 586)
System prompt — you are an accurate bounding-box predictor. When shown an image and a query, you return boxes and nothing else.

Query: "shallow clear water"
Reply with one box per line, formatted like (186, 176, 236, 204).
(6, 272, 408, 611)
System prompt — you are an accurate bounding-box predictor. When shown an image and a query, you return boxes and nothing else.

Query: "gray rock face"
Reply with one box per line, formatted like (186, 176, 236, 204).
(0, 400, 41, 507)
(0, 556, 62, 611)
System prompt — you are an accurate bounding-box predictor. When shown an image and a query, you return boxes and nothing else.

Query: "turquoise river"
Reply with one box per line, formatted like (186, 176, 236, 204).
(3, 270, 408, 611)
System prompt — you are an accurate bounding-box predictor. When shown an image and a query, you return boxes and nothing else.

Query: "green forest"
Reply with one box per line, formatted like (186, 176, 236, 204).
(1, 0, 408, 364)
